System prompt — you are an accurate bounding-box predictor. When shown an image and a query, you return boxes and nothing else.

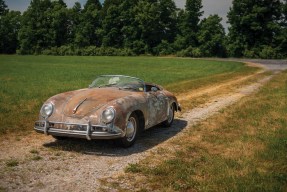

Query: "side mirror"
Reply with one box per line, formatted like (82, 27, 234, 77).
(151, 87, 158, 92)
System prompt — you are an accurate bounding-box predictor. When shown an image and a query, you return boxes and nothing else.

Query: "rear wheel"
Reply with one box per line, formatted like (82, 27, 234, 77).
(163, 103, 175, 127)
(117, 113, 139, 148)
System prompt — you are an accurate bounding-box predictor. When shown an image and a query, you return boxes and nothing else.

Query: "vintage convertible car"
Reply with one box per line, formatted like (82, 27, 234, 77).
(34, 75, 181, 147)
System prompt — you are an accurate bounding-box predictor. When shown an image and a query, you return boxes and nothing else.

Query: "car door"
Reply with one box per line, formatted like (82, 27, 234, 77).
(146, 87, 168, 127)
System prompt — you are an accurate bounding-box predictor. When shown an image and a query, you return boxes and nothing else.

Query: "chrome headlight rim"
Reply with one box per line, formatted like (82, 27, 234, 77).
(101, 107, 116, 124)
(40, 102, 54, 118)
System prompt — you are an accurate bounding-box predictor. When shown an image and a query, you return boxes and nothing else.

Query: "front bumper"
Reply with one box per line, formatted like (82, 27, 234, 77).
(34, 120, 124, 140)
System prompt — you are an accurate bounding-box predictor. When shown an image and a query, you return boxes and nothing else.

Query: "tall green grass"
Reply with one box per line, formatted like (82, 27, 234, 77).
(124, 71, 287, 191)
(0, 55, 255, 134)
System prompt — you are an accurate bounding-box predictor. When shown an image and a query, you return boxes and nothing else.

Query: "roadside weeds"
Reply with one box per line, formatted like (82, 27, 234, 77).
(0, 62, 284, 192)
(100, 71, 287, 191)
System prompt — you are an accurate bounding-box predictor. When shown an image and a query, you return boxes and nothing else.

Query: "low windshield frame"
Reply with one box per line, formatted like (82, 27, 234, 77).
(89, 75, 146, 92)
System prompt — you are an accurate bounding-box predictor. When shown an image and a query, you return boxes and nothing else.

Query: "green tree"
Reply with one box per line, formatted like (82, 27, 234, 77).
(133, 0, 177, 53)
(120, 0, 142, 53)
(18, 0, 55, 54)
(198, 15, 226, 57)
(173, 9, 186, 51)
(152, 0, 178, 54)
(283, 0, 287, 22)
(74, 0, 102, 47)
(0, 0, 7, 16)
(101, 0, 123, 47)
(157, 0, 177, 43)
(180, 0, 203, 48)
(276, 0, 287, 57)
(100, 0, 121, 17)
(0, 10, 21, 53)
(67, 2, 82, 45)
(50, 0, 69, 47)
(84, 0, 102, 10)
(227, 0, 282, 57)
(134, 1, 161, 52)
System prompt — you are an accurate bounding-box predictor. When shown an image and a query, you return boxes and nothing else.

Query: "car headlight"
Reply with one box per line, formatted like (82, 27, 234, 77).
(102, 107, 115, 124)
(40, 103, 54, 118)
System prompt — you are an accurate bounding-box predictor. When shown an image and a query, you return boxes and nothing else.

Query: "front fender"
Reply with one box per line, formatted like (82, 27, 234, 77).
(109, 94, 148, 131)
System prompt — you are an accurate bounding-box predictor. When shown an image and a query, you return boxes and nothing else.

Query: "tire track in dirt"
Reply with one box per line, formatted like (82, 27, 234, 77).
(181, 75, 273, 124)
(177, 70, 264, 102)
(177, 62, 265, 102)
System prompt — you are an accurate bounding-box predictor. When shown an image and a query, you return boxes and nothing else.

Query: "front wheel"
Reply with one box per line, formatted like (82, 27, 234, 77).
(117, 113, 139, 148)
(163, 103, 175, 127)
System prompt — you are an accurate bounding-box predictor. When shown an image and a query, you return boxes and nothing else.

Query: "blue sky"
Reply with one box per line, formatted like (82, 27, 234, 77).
(5, 0, 232, 29)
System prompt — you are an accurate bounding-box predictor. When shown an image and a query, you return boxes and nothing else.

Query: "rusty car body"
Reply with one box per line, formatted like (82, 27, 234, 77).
(34, 75, 181, 147)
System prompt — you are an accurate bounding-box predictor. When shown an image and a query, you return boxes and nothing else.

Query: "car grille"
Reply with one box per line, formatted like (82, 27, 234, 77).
(35, 121, 107, 132)
(50, 123, 88, 131)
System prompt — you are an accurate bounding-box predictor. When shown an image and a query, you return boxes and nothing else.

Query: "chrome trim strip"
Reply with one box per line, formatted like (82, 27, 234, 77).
(47, 128, 121, 136)
(34, 127, 122, 139)
(86, 120, 91, 140)
(37, 120, 108, 128)
(34, 120, 123, 139)
(44, 120, 48, 135)
(73, 98, 87, 114)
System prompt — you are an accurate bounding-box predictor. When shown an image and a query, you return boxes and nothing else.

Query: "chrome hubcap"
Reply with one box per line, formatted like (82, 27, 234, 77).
(126, 117, 136, 142)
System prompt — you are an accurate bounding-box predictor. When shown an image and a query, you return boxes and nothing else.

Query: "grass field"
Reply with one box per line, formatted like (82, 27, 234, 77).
(0, 55, 257, 134)
(122, 71, 287, 191)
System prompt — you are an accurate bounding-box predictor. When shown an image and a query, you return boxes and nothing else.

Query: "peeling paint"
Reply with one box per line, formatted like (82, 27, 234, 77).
(35, 77, 180, 141)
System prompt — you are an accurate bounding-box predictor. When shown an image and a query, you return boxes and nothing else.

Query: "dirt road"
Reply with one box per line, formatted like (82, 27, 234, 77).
(0, 60, 285, 191)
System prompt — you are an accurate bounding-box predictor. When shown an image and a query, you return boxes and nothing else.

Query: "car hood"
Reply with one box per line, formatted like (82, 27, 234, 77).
(62, 87, 133, 117)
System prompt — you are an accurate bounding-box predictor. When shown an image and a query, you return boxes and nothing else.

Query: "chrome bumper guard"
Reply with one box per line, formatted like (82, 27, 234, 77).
(34, 120, 123, 140)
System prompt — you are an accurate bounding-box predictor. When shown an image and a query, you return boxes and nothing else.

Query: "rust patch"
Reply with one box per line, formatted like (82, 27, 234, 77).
(63, 88, 132, 117)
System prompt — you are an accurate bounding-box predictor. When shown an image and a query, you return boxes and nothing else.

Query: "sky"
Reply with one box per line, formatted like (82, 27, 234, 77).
(5, 0, 233, 29)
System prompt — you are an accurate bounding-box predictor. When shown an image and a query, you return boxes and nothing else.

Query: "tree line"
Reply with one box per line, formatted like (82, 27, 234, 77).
(0, 0, 286, 58)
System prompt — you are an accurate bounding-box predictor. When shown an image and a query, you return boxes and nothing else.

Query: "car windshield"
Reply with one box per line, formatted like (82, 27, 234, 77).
(89, 75, 145, 92)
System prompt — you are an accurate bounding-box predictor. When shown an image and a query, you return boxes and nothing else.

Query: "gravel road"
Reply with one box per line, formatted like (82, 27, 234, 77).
(218, 58, 287, 71)
(0, 60, 286, 192)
